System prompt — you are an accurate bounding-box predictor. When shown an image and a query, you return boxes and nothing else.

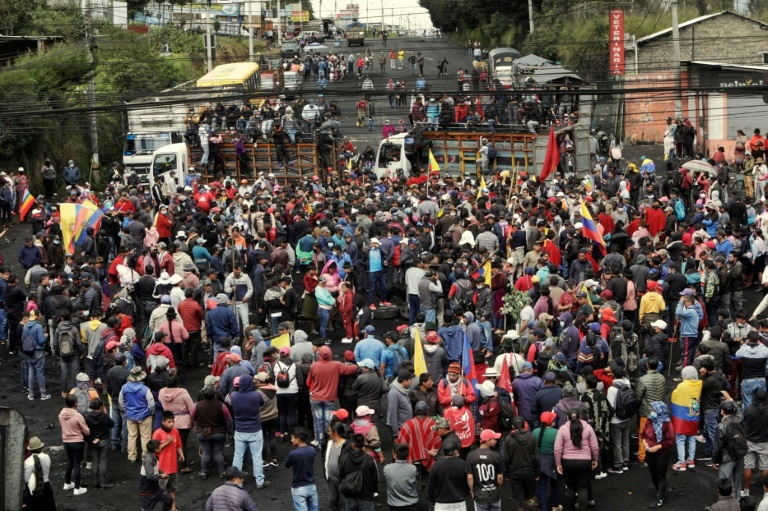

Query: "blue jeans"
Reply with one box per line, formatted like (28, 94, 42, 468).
(233, 430, 265, 485)
(742, 378, 766, 410)
(27, 350, 45, 394)
(312, 400, 335, 450)
(291, 484, 320, 511)
(408, 294, 420, 326)
(0, 308, 7, 340)
(477, 319, 493, 351)
(424, 308, 436, 325)
(111, 401, 128, 450)
(704, 408, 719, 456)
(675, 433, 696, 464)
(368, 271, 385, 304)
(318, 307, 330, 340)
(270, 316, 282, 336)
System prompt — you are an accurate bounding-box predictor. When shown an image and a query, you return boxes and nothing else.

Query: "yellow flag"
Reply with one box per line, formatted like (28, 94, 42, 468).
(477, 175, 487, 200)
(270, 332, 291, 350)
(428, 149, 440, 173)
(347, 156, 352, 171)
(413, 328, 428, 378)
(482, 259, 492, 286)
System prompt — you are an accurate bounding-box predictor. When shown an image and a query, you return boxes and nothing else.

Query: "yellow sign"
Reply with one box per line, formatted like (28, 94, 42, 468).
(291, 10, 310, 21)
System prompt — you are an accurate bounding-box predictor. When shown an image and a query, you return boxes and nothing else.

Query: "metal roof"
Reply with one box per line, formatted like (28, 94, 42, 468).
(636, 11, 768, 44)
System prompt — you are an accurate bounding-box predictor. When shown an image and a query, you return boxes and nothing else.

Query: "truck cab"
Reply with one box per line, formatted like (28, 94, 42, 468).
(123, 131, 183, 183)
(375, 133, 412, 180)
(127, 143, 189, 188)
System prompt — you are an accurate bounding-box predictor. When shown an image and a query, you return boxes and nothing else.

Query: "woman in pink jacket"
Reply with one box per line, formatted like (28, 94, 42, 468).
(158, 374, 195, 473)
(58, 395, 91, 496)
(554, 409, 599, 511)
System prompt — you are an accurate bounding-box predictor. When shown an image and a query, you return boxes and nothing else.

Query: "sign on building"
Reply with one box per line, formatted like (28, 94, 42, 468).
(609, 8, 625, 75)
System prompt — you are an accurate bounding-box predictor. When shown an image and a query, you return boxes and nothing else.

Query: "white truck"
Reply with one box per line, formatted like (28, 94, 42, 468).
(144, 142, 194, 189)
(123, 89, 208, 184)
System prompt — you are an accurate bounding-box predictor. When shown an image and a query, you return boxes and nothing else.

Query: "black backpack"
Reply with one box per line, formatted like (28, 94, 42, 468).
(724, 421, 748, 460)
(339, 470, 363, 497)
(611, 383, 638, 420)
(495, 397, 516, 431)
(58, 328, 77, 359)
(487, 143, 497, 162)
(275, 361, 294, 389)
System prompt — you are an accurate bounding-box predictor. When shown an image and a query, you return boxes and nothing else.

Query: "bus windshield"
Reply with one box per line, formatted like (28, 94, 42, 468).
(124, 133, 172, 155)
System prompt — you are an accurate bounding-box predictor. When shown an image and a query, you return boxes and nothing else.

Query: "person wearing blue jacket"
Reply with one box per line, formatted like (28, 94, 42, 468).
(206, 294, 239, 363)
(119, 366, 154, 463)
(18, 236, 42, 270)
(23, 309, 49, 400)
(230, 375, 271, 489)
(558, 312, 580, 370)
(62, 160, 80, 186)
(676, 294, 702, 367)
(437, 311, 465, 362)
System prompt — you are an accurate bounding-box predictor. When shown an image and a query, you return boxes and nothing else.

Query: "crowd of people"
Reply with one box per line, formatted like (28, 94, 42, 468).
(14, 115, 768, 511)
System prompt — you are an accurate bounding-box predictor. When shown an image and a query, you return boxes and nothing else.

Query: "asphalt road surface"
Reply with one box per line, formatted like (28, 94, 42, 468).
(299, 36, 476, 150)
(1, 37, 763, 511)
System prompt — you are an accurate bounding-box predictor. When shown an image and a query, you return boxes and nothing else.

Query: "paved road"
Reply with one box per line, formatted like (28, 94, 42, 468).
(299, 36, 475, 149)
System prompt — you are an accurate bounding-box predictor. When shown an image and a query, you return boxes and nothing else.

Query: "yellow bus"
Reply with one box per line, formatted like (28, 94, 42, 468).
(196, 62, 261, 90)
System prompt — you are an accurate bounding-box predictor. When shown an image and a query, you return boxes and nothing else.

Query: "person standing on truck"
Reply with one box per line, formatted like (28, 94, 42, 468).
(382, 31, 388, 47)
(408, 53, 417, 76)
(417, 52, 425, 76)
(398, 49, 405, 69)
(389, 49, 397, 70)
(379, 52, 387, 75)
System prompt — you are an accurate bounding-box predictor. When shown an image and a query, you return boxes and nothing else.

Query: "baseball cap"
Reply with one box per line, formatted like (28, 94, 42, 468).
(204, 375, 220, 386)
(681, 288, 695, 296)
(432, 417, 451, 430)
(355, 405, 375, 416)
(480, 429, 502, 442)
(224, 466, 246, 480)
(358, 358, 375, 369)
(364, 325, 375, 334)
(540, 411, 557, 425)
(397, 370, 415, 383)
(333, 409, 349, 421)
(415, 401, 428, 414)
(279, 346, 291, 356)
(651, 320, 667, 330)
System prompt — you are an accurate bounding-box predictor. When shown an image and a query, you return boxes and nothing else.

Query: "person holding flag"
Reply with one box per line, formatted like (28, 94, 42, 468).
(437, 362, 477, 408)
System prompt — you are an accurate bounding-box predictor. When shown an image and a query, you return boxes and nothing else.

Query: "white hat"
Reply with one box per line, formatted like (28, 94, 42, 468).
(355, 405, 375, 416)
(17, 167, 24, 172)
(484, 368, 499, 378)
(479, 380, 496, 398)
(176, 231, 187, 238)
(170, 274, 183, 285)
(351, 208, 358, 214)
(370, 238, 380, 244)
(574, 222, 583, 229)
(651, 320, 667, 330)
(268, 173, 275, 178)
(157, 271, 172, 284)
(504, 330, 520, 340)
(584, 279, 598, 288)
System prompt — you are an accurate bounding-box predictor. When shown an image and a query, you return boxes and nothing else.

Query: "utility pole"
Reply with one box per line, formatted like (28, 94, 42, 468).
(277, 0, 282, 46)
(671, 0, 682, 117)
(247, 0, 254, 61)
(381, 0, 384, 35)
(84, 0, 100, 174)
(528, 0, 534, 32)
(206, 0, 213, 72)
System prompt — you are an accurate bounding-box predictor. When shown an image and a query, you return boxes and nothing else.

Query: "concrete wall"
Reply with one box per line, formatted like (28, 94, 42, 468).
(626, 13, 768, 74)
(623, 72, 692, 143)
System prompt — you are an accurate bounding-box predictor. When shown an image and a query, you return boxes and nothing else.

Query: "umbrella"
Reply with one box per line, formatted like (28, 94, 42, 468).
(682, 160, 716, 176)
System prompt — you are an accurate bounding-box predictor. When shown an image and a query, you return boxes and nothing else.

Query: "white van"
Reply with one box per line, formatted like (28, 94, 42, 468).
(375, 133, 412, 180)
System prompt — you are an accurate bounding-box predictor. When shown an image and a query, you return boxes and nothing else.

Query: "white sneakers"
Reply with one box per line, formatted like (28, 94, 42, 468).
(341, 338, 353, 344)
(63, 483, 86, 495)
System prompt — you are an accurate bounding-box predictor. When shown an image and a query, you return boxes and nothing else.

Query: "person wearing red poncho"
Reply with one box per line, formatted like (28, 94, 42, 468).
(645, 200, 667, 238)
(395, 401, 441, 470)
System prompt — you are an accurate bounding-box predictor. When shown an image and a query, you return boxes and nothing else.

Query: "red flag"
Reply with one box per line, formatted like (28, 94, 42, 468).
(539, 125, 560, 182)
(498, 356, 513, 394)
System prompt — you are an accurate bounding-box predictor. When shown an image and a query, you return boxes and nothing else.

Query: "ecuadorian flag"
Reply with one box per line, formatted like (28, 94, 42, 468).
(670, 380, 703, 436)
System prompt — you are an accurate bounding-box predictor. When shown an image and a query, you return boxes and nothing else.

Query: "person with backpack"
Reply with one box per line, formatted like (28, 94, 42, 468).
(713, 397, 746, 500)
(23, 436, 56, 510)
(338, 433, 379, 511)
(635, 358, 666, 466)
(579, 374, 611, 480)
(274, 346, 303, 440)
(120, 366, 154, 464)
(80, 309, 107, 388)
(606, 365, 635, 473)
(381, 331, 408, 383)
(22, 309, 50, 401)
(503, 416, 540, 510)
(54, 313, 81, 399)
(669, 366, 703, 472)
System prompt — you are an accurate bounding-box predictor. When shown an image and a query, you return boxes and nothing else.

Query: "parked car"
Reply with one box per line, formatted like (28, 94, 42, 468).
(281, 39, 300, 58)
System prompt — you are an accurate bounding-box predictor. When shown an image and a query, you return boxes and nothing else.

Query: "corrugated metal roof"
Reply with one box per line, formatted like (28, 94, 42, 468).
(636, 11, 768, 44)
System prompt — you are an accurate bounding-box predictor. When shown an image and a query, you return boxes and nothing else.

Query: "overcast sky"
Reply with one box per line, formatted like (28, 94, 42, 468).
(305, 0, 434, 30)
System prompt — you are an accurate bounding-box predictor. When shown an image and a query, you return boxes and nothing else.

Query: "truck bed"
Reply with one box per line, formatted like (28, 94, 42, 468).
(186, 134, 333, 184)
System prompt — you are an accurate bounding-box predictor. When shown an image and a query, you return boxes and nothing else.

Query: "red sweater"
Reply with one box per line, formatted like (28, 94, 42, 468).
(641, 420, 675, 454)
(307, 346, 357, 401)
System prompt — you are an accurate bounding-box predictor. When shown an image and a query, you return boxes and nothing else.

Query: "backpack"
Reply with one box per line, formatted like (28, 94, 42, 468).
(675, 199, 686, 221)
(450, 279, 474, 312)
(487, 143, 497, 162)
(73, 388, 91, 415)
(339, 469, 363, 496)
(611, 383, 637, 420)
(495, 397, 516, 431)
(275, 361, 294, 389)
(608, 324, 624, 345)
(21, 329, 36, 356)
(387, 345, 407, 372)
(392, 244, 401, 266)
(724, 420, 749, 460)
(59, 328, 77, 359)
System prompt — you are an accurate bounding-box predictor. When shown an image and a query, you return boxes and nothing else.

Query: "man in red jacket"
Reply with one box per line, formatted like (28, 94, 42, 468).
(437, 362, 477, 408)
(177, 288, 204, 368)
(307, 346, 358, 449)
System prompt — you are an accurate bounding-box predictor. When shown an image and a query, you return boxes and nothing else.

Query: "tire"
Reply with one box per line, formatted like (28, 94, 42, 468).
(399, 302, 409, 320)
(373, 304, 401, 320)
